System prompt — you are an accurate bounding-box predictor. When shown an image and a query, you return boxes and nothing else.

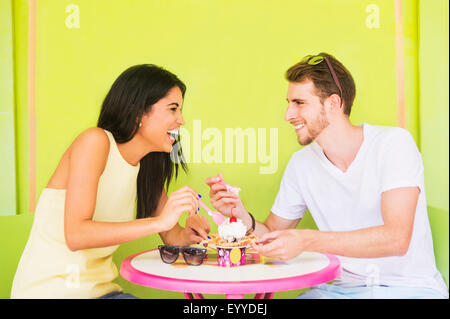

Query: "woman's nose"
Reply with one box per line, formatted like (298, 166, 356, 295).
(178, 114, 185, 126)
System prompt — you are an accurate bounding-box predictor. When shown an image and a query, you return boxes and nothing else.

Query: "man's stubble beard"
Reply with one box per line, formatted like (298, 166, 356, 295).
(298, 106, 329, 146)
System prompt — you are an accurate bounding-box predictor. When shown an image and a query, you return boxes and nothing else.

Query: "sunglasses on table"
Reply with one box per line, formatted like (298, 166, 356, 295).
(158, 245, 207, 266)
(300, 54, 343, 106)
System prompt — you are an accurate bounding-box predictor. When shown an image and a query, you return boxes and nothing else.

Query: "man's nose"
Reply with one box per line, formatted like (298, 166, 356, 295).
(284, 104, 297, 122)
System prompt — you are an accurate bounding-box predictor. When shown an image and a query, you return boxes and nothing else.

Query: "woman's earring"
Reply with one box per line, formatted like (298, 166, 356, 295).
(139, 122, 142, 128)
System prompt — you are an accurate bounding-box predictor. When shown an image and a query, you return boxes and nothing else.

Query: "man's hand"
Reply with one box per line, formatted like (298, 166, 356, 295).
(205, 173, 247, 219)
(251, 229, 312, 261)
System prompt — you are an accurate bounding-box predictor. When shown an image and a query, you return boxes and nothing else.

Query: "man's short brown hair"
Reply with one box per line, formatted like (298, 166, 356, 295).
(285, 53, 356, 115)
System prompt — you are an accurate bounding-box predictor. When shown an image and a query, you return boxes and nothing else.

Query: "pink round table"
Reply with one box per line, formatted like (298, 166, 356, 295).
(120, 249, 341, 299)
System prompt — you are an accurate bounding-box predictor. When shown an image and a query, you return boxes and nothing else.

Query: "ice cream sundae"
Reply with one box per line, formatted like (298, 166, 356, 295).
(218, 217, 247, 243)
(202, 178, 256, 266)
(205, 217, 257, 248)
(205, 217, 256, 267)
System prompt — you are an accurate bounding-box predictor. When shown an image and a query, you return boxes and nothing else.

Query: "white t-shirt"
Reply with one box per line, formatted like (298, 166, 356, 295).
(271, 123, 448, 297)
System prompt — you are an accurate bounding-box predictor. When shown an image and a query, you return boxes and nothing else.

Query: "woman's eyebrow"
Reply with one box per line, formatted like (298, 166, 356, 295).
(167, 102, 179, 107)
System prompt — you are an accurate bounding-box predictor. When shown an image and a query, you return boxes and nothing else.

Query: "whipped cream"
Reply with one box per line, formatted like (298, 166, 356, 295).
(218, 218, 247, 243)
(226, 185, 241, 195)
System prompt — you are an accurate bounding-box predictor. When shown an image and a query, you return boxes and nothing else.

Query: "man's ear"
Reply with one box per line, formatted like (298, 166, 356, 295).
(326, 94, 343, 113)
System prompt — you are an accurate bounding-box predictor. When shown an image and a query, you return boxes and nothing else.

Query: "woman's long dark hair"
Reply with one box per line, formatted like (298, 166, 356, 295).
(97, 64, 188, 219)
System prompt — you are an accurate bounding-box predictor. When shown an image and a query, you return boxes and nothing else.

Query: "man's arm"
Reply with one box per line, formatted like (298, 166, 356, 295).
(253, 187, 419, 260)
(239, 209, 300, 238)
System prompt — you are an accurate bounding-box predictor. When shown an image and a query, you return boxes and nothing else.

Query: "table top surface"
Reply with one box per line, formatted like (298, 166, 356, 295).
(120, 249, 341, 295)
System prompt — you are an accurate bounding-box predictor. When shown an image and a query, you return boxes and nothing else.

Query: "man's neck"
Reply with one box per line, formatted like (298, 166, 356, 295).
(315, 118, 364, 173)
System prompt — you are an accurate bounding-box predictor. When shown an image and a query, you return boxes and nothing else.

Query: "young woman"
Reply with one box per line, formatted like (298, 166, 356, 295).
(11, 64, 210, 299)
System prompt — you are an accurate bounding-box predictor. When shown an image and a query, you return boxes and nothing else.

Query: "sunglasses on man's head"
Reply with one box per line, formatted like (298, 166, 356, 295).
(158, 245, 207, 266)
(300, 54, 343, 106)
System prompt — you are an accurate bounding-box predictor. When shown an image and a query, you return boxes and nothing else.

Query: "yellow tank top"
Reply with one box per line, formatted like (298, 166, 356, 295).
(11, 130, 140, 299)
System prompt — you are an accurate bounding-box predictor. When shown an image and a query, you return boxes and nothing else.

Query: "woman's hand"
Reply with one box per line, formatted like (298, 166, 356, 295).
(183, 214, 211, 244)
(157, 186, 199, 232)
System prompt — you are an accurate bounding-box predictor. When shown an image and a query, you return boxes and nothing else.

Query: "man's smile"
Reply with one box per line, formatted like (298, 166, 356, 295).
(293, 123, 305, 133)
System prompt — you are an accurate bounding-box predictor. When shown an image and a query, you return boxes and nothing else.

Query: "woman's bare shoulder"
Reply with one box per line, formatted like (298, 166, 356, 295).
(72, 127, 109, 149)
(47, 128, 111, 188)
(69, 127, 111, 163)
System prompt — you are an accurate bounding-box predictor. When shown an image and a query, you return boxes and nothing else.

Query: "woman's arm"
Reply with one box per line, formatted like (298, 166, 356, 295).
(63, 128, 198, 251)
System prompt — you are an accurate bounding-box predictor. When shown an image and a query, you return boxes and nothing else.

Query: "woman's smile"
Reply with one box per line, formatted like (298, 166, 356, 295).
(167, 128, 180, 142)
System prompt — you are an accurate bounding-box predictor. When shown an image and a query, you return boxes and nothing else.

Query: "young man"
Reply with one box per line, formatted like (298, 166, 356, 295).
(206, 53, 448, 299)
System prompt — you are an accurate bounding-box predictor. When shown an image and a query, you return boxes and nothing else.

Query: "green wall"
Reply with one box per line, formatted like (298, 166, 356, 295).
(419, 0, 449, 212)
(418, 0, 449, 285)
(10, 0, 434, 217)
(12, 0, 30, 217)
(0, 0, 17, 216)
(34, 0, 401, 221)
(1, 0, 448, 298)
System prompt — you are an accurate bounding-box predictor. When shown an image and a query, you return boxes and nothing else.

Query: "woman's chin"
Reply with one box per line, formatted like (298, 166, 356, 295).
(148, 144, 172, 153)
(163, 143, 174, 153)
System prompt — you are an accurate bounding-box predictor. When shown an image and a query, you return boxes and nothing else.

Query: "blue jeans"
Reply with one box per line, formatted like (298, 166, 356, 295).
(98, 291, 139, 299)
(297, 284, 447, 299)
